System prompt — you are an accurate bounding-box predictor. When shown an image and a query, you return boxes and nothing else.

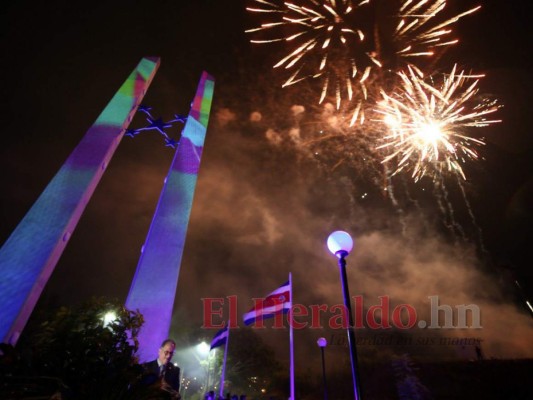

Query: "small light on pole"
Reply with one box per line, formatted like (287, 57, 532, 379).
(196, 341, 210, 356)
(317, 337, 328, 400)
(102, 311, 117, 328)
(196, 341, 212, 392)
(327, 230, 362, 400)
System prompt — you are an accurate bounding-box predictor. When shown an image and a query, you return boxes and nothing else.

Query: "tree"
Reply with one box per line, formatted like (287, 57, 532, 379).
(223, 328, 286, 398)
(392, 354, 432, 400)
(2, 297, 145, 399)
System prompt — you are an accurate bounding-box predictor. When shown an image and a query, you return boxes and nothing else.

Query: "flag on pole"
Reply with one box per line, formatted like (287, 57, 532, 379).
(210, 326, 229, 350)
(243, 280, 291, 326)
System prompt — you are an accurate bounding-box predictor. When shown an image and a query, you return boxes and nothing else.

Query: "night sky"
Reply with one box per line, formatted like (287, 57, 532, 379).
(1, 0, 532, 377)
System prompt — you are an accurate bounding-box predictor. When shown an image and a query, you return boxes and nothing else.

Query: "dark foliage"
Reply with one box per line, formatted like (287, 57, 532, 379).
(391, 354, 432, 400)
(1, 297, 149, 399)
(222, 328, 286, 398)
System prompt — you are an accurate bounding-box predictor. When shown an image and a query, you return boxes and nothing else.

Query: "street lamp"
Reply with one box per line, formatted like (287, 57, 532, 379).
(196, 341, 210, 356)
(102, 311, 117, 328)
(327, 231, 362, 400)
(196, 341, 212, 392)
(317, 337, 328, 400)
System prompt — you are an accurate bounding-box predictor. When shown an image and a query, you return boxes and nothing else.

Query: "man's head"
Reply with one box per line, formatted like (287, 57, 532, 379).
(158, 339, 176, 365)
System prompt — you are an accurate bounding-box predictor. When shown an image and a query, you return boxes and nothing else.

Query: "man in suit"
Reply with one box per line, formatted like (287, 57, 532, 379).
(142, 338, 181, 398)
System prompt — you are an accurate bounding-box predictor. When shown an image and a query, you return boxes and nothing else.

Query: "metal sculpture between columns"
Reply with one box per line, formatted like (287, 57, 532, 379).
(0, 57, 214, 362)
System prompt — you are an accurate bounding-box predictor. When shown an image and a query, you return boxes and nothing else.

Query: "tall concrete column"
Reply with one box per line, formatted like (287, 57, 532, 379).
(0, 57, 160, 344)
(126, 72, 215, 362)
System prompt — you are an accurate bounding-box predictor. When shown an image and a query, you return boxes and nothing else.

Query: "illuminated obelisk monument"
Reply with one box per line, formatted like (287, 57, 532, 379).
(126, 72, 214, 362)
(0, 57, 160, 344)
(0, 57, 214, 355)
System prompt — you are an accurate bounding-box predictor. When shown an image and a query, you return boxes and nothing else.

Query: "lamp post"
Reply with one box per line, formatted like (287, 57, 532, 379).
(327, 231, 362, 400)
(196, 341, 211, 392)
(317, 337, 328, 400)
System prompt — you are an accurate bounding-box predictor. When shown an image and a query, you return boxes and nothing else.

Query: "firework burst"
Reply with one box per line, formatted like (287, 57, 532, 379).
(246, 0, 481, 119)
(392, 0, 481, 60)
(246, 0, 378, 111)
(376, 64, 500, 182)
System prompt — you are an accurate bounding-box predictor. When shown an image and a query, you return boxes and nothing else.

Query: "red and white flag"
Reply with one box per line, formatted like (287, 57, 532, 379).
(243, 280, 291, 326)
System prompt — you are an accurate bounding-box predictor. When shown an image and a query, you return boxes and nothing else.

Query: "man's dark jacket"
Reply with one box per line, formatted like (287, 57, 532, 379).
(142, 360, 181, 392)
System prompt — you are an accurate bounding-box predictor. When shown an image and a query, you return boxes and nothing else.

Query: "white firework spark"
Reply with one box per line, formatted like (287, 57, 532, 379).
(246, 0, 377, 111)
(246, 1, 482, 124)
(376, 64, 500, 181)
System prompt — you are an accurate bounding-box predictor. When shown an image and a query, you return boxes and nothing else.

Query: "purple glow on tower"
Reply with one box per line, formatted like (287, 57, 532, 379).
(0, 57, 160, 344)
(125, 72, 214, 362)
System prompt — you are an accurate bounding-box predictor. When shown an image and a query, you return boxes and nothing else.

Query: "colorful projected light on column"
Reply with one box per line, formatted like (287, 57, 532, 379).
(0, 57, 160, 344)
(126, 71, 214, 362)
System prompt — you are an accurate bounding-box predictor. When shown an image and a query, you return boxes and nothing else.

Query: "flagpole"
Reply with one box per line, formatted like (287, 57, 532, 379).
(289, 272, 295, 400)
(219, 326, 230, 398)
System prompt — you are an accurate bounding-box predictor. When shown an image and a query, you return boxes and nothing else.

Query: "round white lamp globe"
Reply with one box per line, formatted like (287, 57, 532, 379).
(196, 341, 210, 356)
(103, 311, 117, 328)
(327, 231, 354, 256)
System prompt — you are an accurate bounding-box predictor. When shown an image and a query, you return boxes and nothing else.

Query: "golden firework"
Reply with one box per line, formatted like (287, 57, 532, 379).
(376, 64, 500, 181)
